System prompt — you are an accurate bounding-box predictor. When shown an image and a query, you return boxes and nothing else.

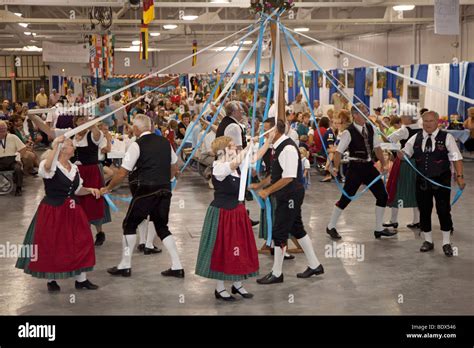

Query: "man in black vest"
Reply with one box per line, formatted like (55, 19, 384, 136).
(252, 119, 324, 284)
(400, 110, 465, 256)
(326, 103, 397, 240)
(215, 101, 247, 150)
(101, 115, 184, 278)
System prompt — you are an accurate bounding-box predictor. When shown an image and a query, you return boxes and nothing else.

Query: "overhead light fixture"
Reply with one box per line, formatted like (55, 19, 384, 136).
(163, 24, 177, 30)
(182, 15, 198, 21)
(294, 27, 309, 32)
(224, 45, 239, 52)
(132, 40, 141, 45)
(393, 5, 415, 11)
(14, 12, 22, 17)
(24, 31, 31, 35)
(150, 32, 161, 37)
(210, 0, 230, 3)
(32, 32, 37, 36)
(242, 40, 252, 45)
(23, 45, 41, 52)
(19, 23, 28, 28)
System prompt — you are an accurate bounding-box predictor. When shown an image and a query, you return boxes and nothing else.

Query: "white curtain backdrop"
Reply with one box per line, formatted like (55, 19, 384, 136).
(424, 63, 450, 116)
(320, 74, 330, 106)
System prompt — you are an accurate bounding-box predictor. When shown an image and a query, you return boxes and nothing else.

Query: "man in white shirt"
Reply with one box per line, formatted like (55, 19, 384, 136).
(0, 120, 26, 195)
(313, 99, 323, 118)
(109, 94, 128, 133)
(400, 110, 465, 257)
(291, 93, 309, 114)
(100, 115, 185, 278)
(252, 119, 323, 284)
(326, 103, 397, 240)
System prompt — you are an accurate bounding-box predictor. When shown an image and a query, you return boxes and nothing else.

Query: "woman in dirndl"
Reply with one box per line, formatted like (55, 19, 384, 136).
(16, 136, 100, 292)
(73, 116, 112, 246)
(195, 136, 259, 301)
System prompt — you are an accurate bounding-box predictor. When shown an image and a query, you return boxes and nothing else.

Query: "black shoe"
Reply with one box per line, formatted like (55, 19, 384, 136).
(420, 241, 434, 252)
(144, 246, 162, 255)
(256, 272, 283, 285)
(94, 232, 105, 246)
(442, 244, 453, 257)
(14, 187, 22, 196)
(270, 248, 295, 260)
(297, 264, 324, 278)
(407, 222, 420, 229)
(214, 289, 236, 301)
(231, 285, 254, 299)
(137, 244, 145, 252)
(374, 228, 397, 239)
(326, 227, 342, 239)
(75, 279, 99, 290)
(161, 268, 185, 278)
(251, 219, 259, 227)
(107, 266, 131, 277)
(47, 281, 60, 292)
(383, 221, 399, 228)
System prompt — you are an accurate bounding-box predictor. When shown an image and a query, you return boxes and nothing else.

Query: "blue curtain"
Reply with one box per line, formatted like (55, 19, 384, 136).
(328, 69, 338, 104)
(309, 70, 319, 104)
(448, 64, 460, 116)
(383, 65, 400, 102)
(416, 64, 428, 82)
(353, 67, 370, 108)
(464, 62, 474, 117)
(52, 75, 59, 92)
(288, 71, 299, 104)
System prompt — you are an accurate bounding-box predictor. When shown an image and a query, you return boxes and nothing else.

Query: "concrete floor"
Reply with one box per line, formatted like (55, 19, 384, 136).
(0, 163, 473, 315)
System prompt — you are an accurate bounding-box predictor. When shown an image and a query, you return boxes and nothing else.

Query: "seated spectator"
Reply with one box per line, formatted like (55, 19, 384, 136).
(448, 113, 464, 130)
(0, 100, 11, 120)
(177, 112, 191, 146)
(463, 107, 474, 152)
(8, 115, 39, 176)
(297, 112, 311, 137)
(308, 116, 329, 155)
(164, 120, 178, 151)
(0, 120, 26, 196)
(384, 115, 401, 136)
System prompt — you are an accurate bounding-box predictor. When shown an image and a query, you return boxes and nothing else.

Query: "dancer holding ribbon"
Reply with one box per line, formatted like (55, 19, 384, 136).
(195, 135, 259, 301)
(102, 115, 184, 278)
(399, 111, 465, 257)
(16, 135, 100, 292)
(253, 119, 323, 285)
(325, 103, 397, 240)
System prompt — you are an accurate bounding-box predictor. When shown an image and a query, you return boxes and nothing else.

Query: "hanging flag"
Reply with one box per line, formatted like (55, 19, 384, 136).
(192, 40, 197, 67)
(143, 0, 155, 25)
(140, 24, 149, 60)
(89, 34, 103, 79)
(103, 34, 115, 79)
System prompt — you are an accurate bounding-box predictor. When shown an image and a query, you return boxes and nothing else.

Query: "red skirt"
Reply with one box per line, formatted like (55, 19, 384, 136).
(386, 157, 402, 205)
(77, 164, 105, 222)
(210, 204, 259, 275)
(28, 199, 95, 273)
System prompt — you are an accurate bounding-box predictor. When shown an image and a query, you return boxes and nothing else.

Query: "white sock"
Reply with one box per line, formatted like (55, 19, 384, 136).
(442, 230, 451, 246)
(137, 219, 148, 245)
(390, 208, 399, 223)
(412, 208, 420, 224)
(297, 235, 320, 269)
(216, 280, 230, 297)
(145, 222, 156, 249)
(284, 251, 291, 257)
(118, 234, 137, 269)
(328, 206, 343, 229)
(423, 231, 433, 244)
(75, 272, 87, 282)
(271, 245, 285, 277)
(233, 281, 248, 294)
(162, 235, 183, 270)
(375, 206, 385, 231)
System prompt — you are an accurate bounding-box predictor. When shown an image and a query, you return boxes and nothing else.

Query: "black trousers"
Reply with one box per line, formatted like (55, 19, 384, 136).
(272, 187, 306, 247)
(0, 156, 23, 188)
(336, 162, 387, 210)
(415, 172, 453, 232)
(123, 186, 172, 239)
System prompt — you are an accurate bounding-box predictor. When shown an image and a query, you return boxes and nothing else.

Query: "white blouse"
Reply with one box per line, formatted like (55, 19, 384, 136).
(38, 159, 84, 194)
(212, 161, 241, 182)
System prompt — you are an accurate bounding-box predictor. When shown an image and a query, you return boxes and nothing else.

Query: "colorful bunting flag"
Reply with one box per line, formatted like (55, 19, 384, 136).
(140, 24, 149, 60)
(192, 40, 197, 67)
(143, 0, 155, 25)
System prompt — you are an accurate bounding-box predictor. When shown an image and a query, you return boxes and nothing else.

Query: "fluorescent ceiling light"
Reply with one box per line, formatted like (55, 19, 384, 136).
(14, 12, 22, 17)
(150, 32, 161, 37)
(242, 40, 252, 45)
(224, 45, 239, 52)
(393, 5, 415, 11)
(23, 46, 41, 52)
(210, 0, 230, 3)
(32, 32, 37, 36)
(182, 15, 198, 21)
(132, 40, 140, 45)
(294, 27, 309, 32)
(163, 24, 177, 30)
(116, 46, 159, 52)
(24, 31, 31, 35)
(19, 23, 28, 28)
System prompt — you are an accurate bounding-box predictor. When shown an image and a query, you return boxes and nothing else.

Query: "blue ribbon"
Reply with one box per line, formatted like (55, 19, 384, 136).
(103, 194, 119, 212)
(108, 194, 133, 203)
(281, 23, 464, 206)
(250, 189, 272, 246)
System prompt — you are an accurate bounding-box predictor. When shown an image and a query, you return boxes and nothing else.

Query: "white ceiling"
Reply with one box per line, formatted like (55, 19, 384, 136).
(0, 0, 473, 52)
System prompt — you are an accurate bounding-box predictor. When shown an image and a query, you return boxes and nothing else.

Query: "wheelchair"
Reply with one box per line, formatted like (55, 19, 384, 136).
(0, 170, 14, 195)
